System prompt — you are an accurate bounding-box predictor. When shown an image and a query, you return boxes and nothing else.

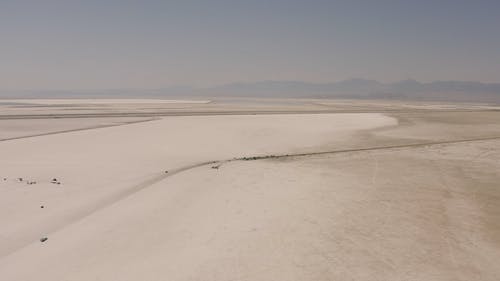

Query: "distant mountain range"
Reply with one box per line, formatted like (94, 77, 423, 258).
(1, 79, 500, 103)
(203, 79, 500, 102)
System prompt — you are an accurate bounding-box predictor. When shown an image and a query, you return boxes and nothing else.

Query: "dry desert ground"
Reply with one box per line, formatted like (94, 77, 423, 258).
(0, 98, 499, 281)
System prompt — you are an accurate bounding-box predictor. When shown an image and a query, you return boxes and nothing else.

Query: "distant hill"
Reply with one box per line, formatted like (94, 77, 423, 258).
(1, 79, 499, 103)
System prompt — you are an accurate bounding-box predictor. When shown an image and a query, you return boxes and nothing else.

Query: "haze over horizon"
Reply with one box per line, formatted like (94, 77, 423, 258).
(1, 0, 500, 91)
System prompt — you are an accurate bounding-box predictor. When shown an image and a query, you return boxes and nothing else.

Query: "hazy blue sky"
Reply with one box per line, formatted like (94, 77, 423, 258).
(1, 0, 499, 90)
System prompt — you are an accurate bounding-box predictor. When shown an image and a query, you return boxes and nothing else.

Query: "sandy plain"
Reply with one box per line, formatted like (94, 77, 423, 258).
(0, 98, 499, 281)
